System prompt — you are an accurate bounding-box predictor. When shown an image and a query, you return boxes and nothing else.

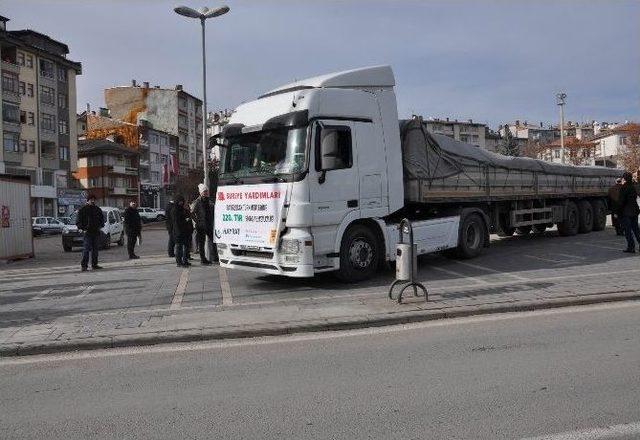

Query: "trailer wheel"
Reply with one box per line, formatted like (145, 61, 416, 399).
(577, 200, 594, 233)
(335, 224, 380, 283)
(515, 226, 532, 235)
(456, 213, 486, 259)
(532, 224, 547, 234)
(558, 201, 579, 236)
(591, 199, 607, 231)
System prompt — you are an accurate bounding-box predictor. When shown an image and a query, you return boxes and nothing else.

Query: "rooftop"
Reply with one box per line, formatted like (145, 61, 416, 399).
(78, 139, 137, 157)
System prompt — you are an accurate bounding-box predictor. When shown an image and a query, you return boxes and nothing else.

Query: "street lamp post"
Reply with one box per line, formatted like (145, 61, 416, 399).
(174, 5, 230, 190)
(556, 92, 567, 164)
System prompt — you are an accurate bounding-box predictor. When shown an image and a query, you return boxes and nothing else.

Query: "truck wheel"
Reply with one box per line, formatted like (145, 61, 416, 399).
(577, 200, 594, 233)
(336, 224, 380, 283)
(515, 226, 532, 235)
(532, 224, 547, 234)
(117, 233, 124, 246)
(591, 199, 607, 231)
(558, 201, 579, 236)
(456, 213, 486, 259)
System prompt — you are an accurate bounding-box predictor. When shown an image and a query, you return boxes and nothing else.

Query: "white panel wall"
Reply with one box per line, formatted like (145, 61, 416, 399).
(0, 176, 34, 259)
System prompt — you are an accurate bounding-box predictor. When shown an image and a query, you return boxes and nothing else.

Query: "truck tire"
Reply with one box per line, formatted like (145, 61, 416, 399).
(591, 199, 607, 231)
(456, 213, 486, 259)
(558, 201, 579, 236)
(335, 224, 380, 283)
(515, 226, 532, 235)
(577, 200, 594, 233)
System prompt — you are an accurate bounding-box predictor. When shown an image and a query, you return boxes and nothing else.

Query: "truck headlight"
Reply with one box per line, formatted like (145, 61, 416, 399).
(280, 238, 301, 255)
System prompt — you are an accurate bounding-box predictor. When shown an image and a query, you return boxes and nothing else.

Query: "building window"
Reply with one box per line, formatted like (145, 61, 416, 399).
(57, 67, 67, 82)
(2, 71, 18, 92)
(20, 110, 26, 124)
(40, 86, 55, 105)
(20, 139, 27, 152)
(2, 102, 20, 123)
(178, 115, 188, 126)
(149, 133, 158, 145)
(39, 59, 55, 78)
(57, 93, 68, 109)
(41, 113, 56, 131)
(19, 81, 25, 95)
(27, 83, 34, 97)
(26, 54, 33, 68)
(554, 149, 560, 159)
(59, 146, 69, 161)
(58, 119, 68, 135)
(17, 52, 25, 66)
(28, 112, 34, 126)
(3, 132, 19, 152)
(28, 140, 35, 153)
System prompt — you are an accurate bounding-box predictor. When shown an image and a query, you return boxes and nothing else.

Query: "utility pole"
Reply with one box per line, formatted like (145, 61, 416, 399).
(556, 92, 567, 164)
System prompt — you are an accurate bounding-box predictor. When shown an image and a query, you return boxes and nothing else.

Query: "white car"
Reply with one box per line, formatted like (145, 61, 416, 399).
(32, 217, 66, 236)
(61, 207, 125, 251)
(138, 207, 165, 223)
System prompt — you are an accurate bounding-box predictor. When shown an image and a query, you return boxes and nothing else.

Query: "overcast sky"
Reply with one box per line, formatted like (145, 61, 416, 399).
(3, 0, 639, 128)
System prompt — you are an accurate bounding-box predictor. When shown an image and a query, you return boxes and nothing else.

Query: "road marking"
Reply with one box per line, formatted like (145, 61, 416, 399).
(521, 421, 640, 440)
(28, 288, 54, 301)
(75, 285, 94, 299)
(429, 265, 491, 285)
(218, 267, 233, 305)
(453, 260, 530, 281)
(169, 269, 189, 310)
(2, 300, 638, 365)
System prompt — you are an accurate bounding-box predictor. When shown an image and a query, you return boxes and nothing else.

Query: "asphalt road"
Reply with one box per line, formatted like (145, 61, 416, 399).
(1, 302, 638, 440)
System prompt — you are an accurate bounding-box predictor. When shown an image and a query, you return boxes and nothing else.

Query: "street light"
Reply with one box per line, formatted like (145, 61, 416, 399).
(174, 5, 230, 190)
(556, 92, 567, 164)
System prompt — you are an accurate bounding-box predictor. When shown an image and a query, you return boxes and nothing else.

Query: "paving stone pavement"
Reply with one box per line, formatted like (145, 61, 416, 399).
(1, 225, 640, 356)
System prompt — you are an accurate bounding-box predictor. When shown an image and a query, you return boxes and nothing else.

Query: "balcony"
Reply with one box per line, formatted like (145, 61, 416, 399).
(110, 187, 138, 196)
(108, 165, 138, 175)
(1, 88, 21, 104)
(1, 60, 20, 75)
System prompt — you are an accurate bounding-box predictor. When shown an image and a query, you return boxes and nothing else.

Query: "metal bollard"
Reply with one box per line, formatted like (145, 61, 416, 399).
(388, 219, 428, 304)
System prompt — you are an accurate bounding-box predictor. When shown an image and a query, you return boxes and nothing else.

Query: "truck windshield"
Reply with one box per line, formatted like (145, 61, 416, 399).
(219, 126, 307, 181)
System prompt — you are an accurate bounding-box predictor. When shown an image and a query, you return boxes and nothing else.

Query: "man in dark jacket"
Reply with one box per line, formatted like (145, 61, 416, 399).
(192, 183, 218, 265)
(123, 201, 142, 259)
(166, 200, 175, 257)
(608, 178, 624, 235)
(76, 194, 105, 271)
(618, 172, 640, 252)
(172, 195, 192, 267)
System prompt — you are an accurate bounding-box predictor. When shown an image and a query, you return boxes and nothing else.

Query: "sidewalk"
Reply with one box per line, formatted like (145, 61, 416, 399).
(2, 257, 639, 356)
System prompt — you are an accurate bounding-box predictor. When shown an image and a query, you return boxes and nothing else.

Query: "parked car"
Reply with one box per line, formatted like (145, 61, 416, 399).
(32, 217, 66, 236)
(138, 207, 165, 222)
(61, 207, 125, 251)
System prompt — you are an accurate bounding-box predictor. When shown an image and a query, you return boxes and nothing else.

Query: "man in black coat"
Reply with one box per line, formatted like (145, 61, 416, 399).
(172, 195, 192, 267)
(123, 201, 142, 259)
(608, 178, 624, 235)
(192, 183, 218, 265)
(166, 200, 175, 257)
(618, 172, 640, 253)
(76, 194, 105, 271)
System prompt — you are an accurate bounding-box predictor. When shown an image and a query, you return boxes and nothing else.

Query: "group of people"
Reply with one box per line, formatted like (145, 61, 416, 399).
(75, 183, 218, 271)
(166, 183, 219, 268)
(609, 171, 640, 253)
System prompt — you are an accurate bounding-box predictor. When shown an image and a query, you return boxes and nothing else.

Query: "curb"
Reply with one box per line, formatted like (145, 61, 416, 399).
(1, 291, 639, 357)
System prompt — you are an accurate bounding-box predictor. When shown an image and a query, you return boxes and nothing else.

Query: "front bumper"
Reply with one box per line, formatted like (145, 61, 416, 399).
(62, 232, 85, 247)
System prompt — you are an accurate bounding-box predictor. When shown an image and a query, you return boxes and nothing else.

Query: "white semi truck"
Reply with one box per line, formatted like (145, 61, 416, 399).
(213, 66, 620, 281)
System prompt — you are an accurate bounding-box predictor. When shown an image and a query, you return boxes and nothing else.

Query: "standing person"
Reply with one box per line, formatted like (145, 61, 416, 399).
(608, 178, 624, 236)
(184, 202, 195, 262)
(123, 201, 142, 259)
(166, 199, 175, 257)
(192, 183, 218, 265)
(172, 195, 191, 267)
(618, 172, 640, 253)
(76, 194, 105, 271)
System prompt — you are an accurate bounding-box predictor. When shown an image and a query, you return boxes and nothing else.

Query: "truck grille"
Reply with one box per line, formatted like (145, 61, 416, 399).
(230, 249, 274, 260)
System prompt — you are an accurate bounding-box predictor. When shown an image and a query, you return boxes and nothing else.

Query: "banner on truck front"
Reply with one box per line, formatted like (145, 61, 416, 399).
(214, 184, 286, 248)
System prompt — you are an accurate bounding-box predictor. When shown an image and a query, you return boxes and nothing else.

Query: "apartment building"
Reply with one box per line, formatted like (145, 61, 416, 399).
(424, 117, 487, 148)
(0, 15, 81, 216)
(104, 81, 203, 177)
(591, 122, 640, 168)
(138, 121, 178, 208)
(74, 139, 139, 208)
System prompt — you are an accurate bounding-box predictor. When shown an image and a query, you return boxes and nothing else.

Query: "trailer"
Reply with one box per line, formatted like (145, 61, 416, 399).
(213, 65, 621, 281)
(0, 174, 34, 261)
